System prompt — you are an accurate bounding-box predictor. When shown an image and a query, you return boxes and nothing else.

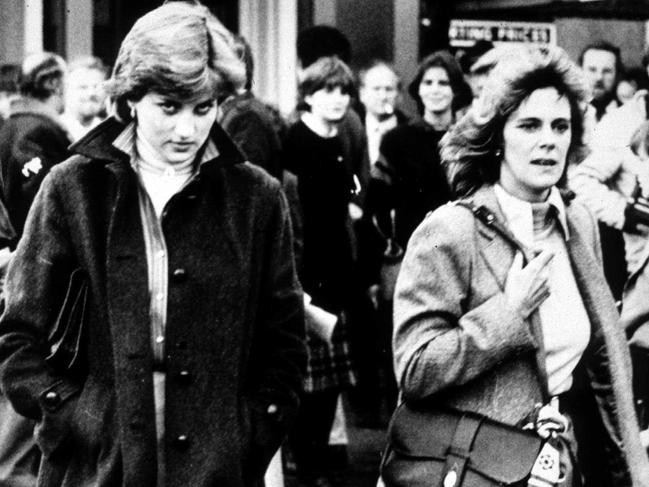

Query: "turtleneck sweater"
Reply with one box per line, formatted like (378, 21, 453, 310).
(494, 184, 590, 395)
(134, 130, 196, 218)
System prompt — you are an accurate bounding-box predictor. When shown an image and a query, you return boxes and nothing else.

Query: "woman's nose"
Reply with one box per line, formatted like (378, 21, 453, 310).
(175, 112, 196, 138)
(539, 125, 557, 147)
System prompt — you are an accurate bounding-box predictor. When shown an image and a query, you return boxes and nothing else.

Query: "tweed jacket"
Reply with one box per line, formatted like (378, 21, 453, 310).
(0, 117, 306, 487)
(393, 185, 649, 486)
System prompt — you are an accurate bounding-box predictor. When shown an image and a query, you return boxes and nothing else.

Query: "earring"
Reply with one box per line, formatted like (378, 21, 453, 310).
(495, 148, 502, 158)
(130, 105, 136, 120)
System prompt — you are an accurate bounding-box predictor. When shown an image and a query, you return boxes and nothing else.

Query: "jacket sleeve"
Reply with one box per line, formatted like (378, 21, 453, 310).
(245, 181, 306, 478)
(393, 206, 537, 401)
(570, 149, 628, 230)
(569, 97, 647, 231)
(0, 169, 80, 457)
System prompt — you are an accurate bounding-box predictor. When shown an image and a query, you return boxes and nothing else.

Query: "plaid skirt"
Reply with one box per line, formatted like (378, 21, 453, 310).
(304, 312, 357, 393)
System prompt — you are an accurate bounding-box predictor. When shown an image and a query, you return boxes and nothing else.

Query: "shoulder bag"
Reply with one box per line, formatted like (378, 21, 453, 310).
(381, 200, 551, 487)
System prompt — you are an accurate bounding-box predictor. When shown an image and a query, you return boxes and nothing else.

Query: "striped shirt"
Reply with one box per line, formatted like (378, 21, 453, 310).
(112, 122, 219, 365)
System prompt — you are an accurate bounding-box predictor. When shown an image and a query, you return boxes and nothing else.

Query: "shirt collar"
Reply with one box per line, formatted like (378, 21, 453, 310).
(494, 184, 570, 246)
(111, 122, 220, 169)
(365, 112, 397, 132)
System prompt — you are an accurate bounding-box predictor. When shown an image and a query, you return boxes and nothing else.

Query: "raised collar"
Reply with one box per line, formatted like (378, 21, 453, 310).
(493, 184, 570, 246)
(111, 122, 220, 170)
(70, 116, 246, 170)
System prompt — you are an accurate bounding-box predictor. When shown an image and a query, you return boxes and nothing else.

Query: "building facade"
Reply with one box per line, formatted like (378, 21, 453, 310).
(4, 1, 649, 117)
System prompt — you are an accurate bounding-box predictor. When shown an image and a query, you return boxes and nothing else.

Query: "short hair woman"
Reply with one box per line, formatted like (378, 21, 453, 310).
(0, 3, 306, 486)
(283, 56, 359, 487)
(391, 46, 649, 486)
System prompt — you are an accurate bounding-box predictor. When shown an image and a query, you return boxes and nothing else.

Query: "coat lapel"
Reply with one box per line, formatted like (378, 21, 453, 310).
(466, 186, 520, 289)
(462, 185, 551, 399)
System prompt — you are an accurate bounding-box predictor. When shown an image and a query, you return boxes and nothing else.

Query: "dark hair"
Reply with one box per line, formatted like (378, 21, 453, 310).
(231, 34, 254, 91)
(298, 57, 355, 108)
(459, 40, 494, 74)
(578, 40, 623, 77)
(0, 64, 20, 94)
(441, 46, 590, 198)
(20, 52, 66, 100)
(619, 66, 649, 92)
(105, 1, 245, 122)
(407, 50, 472, 115)
(297, 25, 351, 68)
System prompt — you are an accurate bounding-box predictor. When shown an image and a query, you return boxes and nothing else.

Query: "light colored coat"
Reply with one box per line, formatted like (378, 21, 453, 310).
(393, 184, 649, 486)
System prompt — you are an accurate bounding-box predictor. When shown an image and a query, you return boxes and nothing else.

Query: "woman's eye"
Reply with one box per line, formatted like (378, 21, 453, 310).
(195, 103, 215, 115)
(438, 79, 450, 87)
(518, 121, 539, 131)
(554, 121, 570, 133)
(159, 102, 179, 114)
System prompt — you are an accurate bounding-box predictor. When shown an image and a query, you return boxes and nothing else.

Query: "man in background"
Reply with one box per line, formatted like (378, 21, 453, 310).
(579, 40, 623, 121)
(60, 56, 108, 141)
(356, 60, 408, 173)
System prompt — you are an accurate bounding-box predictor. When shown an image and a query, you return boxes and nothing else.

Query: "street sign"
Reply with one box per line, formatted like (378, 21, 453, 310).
(449, 19, 557, 47)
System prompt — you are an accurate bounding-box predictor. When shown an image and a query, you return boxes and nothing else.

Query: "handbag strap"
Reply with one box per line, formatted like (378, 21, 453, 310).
(440, 414, 483, 487)
(454, 200, 552, 404)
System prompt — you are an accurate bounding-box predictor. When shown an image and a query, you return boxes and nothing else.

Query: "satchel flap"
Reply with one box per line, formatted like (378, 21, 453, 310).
(388, 403, 542, 483)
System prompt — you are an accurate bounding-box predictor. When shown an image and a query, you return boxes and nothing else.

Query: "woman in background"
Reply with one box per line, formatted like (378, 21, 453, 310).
(283, 56, 359, 487)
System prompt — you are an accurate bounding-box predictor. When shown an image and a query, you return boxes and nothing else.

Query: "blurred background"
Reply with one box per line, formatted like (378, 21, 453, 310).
(4, 0, 649, 116)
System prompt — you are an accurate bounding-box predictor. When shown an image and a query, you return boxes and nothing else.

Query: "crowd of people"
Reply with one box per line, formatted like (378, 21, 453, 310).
(0, 1, 649, 487)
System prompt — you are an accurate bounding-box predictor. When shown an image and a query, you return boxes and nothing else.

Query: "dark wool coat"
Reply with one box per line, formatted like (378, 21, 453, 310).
(0, 97, 71, 244)
(220, 91, 284, 180)
(0, 117, 306, 487)
(393, 185, 649, 486)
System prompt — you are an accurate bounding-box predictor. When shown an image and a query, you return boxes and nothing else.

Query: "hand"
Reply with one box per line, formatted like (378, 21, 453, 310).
(367, 284, 380, 309)
(505, 251, 553, 319)
(349, 202, 363, 221)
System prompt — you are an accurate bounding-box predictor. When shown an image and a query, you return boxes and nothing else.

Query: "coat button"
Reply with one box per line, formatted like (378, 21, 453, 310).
(174, 434, 190, 449)
(177, 369, 191, 384)
(42, 391, 61, 410)
(267, 403, 279, 416)
(171, 268, 187, 283)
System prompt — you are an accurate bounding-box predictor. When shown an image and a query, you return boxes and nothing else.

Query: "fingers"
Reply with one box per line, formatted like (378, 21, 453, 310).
(528, 249, 554, 270)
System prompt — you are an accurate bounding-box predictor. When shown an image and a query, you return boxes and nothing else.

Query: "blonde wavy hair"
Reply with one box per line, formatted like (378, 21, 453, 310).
(105, 1, 245, 122)
(441, 45, 591, 198)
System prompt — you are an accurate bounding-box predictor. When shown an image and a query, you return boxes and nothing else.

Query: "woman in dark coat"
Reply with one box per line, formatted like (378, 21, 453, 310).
(388, 46, 649, 486)
(365, 50, 471, 253)
(0, 3, 306, 487)
(283, 57, 359, 487)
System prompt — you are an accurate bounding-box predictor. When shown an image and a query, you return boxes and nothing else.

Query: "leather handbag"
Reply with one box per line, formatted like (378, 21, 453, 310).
(380, 402, 543, 487)
(45, 267, 89, 373)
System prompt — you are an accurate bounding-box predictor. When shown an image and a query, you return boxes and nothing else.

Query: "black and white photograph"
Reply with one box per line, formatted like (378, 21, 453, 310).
(1, 1, 649, 486)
